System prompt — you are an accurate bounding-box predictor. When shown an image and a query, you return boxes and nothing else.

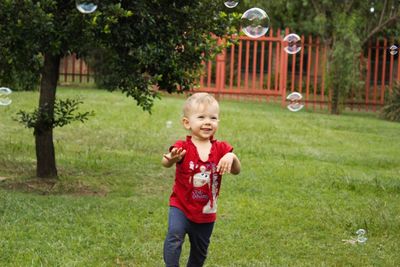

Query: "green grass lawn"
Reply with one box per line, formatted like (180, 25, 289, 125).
(1, 87, 400, 266)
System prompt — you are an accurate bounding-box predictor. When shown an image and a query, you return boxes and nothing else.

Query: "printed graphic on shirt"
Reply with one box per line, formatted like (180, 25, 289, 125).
(193, 165, 210, 187)
(191, 165, 211, 202)
(203, 168, 219, 214)
(189, 164, 219, 214)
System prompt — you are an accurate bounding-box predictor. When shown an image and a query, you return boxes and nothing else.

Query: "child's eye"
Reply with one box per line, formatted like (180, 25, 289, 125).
(211, 117, 218, 120)
(198, 116, 205, 119)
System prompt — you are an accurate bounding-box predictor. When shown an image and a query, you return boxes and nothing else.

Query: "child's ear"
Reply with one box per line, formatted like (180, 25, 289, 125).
(182, 117, 191, 130)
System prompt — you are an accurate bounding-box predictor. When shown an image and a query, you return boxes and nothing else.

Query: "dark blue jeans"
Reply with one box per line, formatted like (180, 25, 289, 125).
(163, 207, 215, 267)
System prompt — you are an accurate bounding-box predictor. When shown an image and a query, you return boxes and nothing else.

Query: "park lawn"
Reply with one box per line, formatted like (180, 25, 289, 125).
(1, 87, 400, 266)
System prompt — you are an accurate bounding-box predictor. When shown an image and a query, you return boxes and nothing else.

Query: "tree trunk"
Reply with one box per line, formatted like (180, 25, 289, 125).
(35, 53, 60, 178)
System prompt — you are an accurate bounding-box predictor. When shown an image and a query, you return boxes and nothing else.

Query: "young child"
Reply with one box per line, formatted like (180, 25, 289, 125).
(161, 92, 241, 267)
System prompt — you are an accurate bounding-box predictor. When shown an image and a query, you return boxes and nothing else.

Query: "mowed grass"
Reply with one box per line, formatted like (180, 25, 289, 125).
(1, 87, 400, 266)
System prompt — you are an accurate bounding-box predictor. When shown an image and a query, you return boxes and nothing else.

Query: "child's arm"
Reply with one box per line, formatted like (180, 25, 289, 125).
(217, 152, 241, 175)
(162, 147, 186, 168)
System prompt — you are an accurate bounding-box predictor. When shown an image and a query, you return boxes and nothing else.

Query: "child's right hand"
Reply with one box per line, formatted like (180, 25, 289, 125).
(170, 147, 186, 161)
(165, 147, 186, 163)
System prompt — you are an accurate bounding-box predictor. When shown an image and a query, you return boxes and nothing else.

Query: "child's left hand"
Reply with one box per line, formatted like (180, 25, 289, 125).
(217, 153, 235, 175)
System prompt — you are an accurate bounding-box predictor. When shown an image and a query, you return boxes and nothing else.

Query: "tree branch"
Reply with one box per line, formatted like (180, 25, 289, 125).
(378, 0, 388, 25)
(344, 0, 355, 13)
(310, 0, 322, 13)
(362, 13, 400, 45)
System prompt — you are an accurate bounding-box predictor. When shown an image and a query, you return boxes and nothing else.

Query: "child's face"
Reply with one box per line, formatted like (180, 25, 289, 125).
(183, 102, 219, 141)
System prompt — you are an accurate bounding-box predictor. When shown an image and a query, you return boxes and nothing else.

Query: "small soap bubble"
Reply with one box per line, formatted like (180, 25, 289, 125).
(76, 0, 98, 14)
(389, 45, 398, 56)
(370, 6, 375, 13)
(224, 1, 239, 8)
(0, 87, 12, 106)
(166, 121, 173, 128)
(357, 236, 368, 244)
(286, 92, 304, 112)
(241, 7, 270, 38)
(356, 229, 366, 236)
(283, 33, 302, 55)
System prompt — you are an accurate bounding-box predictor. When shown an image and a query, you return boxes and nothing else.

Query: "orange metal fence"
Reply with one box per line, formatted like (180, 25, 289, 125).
(59, 30, 400, 112)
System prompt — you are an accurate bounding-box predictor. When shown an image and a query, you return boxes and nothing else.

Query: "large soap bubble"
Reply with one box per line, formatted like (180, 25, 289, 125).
(76, 0, 98, 14)
(0, 87, 12, 106)
(241, 8, 270, 38)
(389, 45, 398, 56)
(286, 92, 304, 112)
(283, 33, 302, 55)
(224, 1, 239, 8)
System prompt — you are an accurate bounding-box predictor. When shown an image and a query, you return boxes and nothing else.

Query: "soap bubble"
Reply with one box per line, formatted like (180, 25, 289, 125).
(356, 229, 367, 244)
(357, 236, 368, 244)
(76, 0, 98, 14)
(389, 45, 398, 56)
(241, 8, 270, 38)
(355, 229, 366, 236)
(283, 33, 301, 54)
(166, 120, 173, 128)
(370, 6, 375, 13)
(224, 1, 239, 8)
(286, 92, 304, 112)
(0, 87, 12, 106)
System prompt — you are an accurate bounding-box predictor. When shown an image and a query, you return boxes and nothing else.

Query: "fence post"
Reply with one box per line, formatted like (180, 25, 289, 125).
(280, 29, 289, 107)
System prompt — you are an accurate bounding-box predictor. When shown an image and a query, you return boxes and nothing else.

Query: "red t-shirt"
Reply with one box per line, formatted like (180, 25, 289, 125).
(169, 136, 233, 223)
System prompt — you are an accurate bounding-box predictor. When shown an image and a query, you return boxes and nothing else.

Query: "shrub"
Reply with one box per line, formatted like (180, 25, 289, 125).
(381, 81, 400, 122)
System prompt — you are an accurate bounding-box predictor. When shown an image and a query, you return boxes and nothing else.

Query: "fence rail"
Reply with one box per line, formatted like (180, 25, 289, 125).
(59, 29, 400, 112)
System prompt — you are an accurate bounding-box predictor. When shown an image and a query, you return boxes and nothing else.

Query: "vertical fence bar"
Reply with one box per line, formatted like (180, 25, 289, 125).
(380, 38, 387, 106)
(87, 65, 91, 83)
(229, 44, 235, 90)
(71, 54, 76, 82)
(237, 40, 243, 89)
(267, 29, 273, 94)
(252, 40, 258, 91)
(298, 35, 305, 94)
(365, 40, 372, 111)
(320, 46, 327, 110)
(79, 58, 83, 83)
(389, 38, 395, 93)
(244, 40, 250, 91)
(313, 37, 320, 111)
(358, 55, 364, 111)
(274, 29, 281, 94)
(259, 40, 266, 91)
(291, 51, 296, 92)
(305, 35, 312, 109)
(373, 39, 379, 111)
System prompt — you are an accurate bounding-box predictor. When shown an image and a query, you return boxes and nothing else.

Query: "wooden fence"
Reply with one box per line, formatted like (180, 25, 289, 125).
(59, 55, 94, 84)
(59, 29, 400, 112)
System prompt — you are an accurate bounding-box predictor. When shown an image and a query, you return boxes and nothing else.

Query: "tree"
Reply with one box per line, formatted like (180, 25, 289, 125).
(0, 0, 239, 178)
(244, 0, 400, 114)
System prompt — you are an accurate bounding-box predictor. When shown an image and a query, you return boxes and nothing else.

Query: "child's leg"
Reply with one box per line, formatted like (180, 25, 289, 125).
(163, 207, 189, 267)
(186, 221, 215, 267)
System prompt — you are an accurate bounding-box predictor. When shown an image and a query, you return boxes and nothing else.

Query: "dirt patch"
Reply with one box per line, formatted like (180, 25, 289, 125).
(0, 178, 108, 197)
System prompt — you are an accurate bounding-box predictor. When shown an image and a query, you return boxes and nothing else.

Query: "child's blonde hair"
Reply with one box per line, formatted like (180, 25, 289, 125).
(183, 93, 219, 117)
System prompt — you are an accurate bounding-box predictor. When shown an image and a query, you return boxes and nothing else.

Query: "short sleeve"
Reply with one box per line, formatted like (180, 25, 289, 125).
(217, 141, 233, 157)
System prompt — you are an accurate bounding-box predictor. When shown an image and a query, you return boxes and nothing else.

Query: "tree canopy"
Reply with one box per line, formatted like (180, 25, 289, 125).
(0, 0, 239, 178)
